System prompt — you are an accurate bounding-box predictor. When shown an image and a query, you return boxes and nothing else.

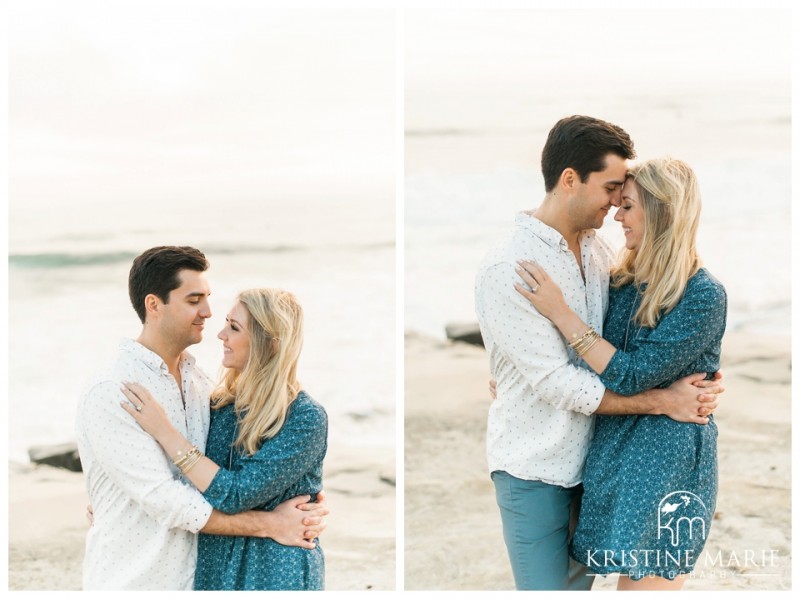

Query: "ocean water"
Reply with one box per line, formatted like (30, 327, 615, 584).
(8, 200, 395, 462)
(7, 5, 396, 462)
(404, 10, 791, 341)
(405, 118, 791, 340)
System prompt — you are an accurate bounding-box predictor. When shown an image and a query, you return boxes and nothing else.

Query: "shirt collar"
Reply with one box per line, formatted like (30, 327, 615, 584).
(119, 338, 196, 375)
(515, 212, 597, 253)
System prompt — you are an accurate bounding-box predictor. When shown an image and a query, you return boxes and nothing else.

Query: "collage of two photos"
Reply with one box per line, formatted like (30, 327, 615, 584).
(6, 3, 792, 592)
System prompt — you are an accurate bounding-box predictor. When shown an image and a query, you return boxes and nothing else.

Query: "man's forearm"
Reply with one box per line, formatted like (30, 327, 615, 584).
(595, 388, 662, 416)
(201, 509, 272, 538)
(594, 373, 720, 425)
(199, 499, 328, 549)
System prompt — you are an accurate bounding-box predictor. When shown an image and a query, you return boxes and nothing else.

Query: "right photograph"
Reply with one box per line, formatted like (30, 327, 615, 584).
(404, 8, 791, 592)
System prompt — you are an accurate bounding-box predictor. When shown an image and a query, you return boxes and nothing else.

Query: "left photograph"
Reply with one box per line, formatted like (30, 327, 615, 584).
(8, 2, 395, 591)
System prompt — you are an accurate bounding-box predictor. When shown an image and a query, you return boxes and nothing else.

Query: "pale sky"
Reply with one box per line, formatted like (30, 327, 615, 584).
(405, 8, 792, 129)
(9, 2, 396, 208)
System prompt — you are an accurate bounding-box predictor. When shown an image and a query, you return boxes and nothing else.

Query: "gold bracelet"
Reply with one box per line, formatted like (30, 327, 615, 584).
(575, 333, 600, 356)
(178, 451, 203, 474)
(570, 328, 600, 356)
(574, 333, 598, 356)
(568, 327, 594, 349)
(173, 444, 194, 461)
(173, 445, 201, 473)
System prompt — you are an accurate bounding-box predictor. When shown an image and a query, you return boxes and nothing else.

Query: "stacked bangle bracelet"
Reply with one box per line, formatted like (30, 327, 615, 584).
(173, 445, 203, 475)
(569, 327, 600, 357)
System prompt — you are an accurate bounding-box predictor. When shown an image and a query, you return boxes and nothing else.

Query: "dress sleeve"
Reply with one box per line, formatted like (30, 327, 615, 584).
(202, 400, 328, 514)
(599, 276, 727, 395)
(79, 380, 213, 532)
(477, 261, 605, 415)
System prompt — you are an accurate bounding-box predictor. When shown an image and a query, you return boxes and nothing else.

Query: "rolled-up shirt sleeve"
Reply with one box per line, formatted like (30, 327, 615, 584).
(81, 380, 213, 532)
(203, 401, 328, 514)
(477, 261, 605, 415)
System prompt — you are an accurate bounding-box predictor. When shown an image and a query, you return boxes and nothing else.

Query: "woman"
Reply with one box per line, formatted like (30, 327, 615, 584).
(515, 158, 726, 590)
(121, 288, 327, 590)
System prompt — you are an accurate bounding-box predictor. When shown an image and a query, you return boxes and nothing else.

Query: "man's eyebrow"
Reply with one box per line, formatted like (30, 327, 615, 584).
(185, 291, 209, 299)
(605, 180, 625, 187)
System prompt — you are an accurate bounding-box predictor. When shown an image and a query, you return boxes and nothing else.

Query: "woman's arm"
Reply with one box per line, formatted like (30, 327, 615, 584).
(201, 400, 327, 514)
(121, 384, 328, 514)
(514, 260, 617, 374)
(120, 382, 220, 491)
(516, 261, 728, 396)
(596, 278, 727, 395)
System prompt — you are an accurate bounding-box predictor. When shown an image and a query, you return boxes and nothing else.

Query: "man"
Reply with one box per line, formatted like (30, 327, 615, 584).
(76, 246, 328, 590)
(474, 116, 721, 591)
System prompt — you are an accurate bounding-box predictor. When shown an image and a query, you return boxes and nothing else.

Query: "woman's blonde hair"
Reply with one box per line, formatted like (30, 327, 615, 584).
(611, 157, 702, 328)
(211, 288, 303, 455)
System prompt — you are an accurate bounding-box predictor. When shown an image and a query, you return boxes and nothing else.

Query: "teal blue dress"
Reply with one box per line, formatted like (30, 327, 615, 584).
(570, 269, 727, 580)
(194, 391, 327, 590)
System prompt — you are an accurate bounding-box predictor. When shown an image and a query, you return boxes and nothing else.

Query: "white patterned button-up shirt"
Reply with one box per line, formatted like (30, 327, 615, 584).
(475, 213, 614, 487)
(76, 339, 214, 590)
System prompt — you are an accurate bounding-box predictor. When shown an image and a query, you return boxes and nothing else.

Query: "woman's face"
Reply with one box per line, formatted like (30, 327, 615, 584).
(614, 179, 645, 251)
(218, 301, 251, 372)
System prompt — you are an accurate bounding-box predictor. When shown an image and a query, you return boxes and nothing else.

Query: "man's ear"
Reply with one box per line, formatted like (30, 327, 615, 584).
(143, 293, 162, 321)
(560, 167, 578, 191)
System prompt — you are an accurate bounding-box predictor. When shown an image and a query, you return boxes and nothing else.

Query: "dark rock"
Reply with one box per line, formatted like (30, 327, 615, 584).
(445, 322, 484, 348)
(28, 442, 83, 472)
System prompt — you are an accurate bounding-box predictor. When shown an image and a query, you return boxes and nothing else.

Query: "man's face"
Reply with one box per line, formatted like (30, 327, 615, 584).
(158, 269, 212, 350)
(568, 153, 628, 230)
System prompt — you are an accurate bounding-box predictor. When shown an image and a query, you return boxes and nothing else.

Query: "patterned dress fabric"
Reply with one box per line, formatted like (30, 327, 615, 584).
(570, 269, 727, 580)
(194, 391, 328, 590)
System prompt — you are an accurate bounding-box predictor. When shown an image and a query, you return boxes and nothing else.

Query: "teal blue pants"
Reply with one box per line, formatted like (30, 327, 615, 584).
(492, 471, 593, 591)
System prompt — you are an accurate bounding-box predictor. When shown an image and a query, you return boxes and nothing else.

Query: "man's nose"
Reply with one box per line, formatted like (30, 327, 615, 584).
(609, 193, 622, 207)
(200, 301, 212, 318)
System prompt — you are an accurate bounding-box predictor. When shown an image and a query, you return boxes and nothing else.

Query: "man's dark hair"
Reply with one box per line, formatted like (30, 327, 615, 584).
(128, 246, 209, 324)
(541, 115, 636, 192)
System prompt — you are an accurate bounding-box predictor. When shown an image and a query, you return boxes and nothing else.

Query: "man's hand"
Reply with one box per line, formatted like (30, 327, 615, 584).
(297, 490, 329, 540)
(659, 372, 724, 424)
(267, 492, 330, 549)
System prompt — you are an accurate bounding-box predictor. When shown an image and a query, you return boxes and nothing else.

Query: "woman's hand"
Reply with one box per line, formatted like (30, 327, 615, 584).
(514, 260, 569, 322)
(120, 381, 176, 442)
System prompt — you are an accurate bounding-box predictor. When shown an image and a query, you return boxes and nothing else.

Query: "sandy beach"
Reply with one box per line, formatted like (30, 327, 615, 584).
(7, 443, 395, 591)
(404, 329, 791, 590)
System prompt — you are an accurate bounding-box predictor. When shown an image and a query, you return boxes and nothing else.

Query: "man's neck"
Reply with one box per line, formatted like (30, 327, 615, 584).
(531, 196, 582, 247)
(136, 330, 183, 375)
